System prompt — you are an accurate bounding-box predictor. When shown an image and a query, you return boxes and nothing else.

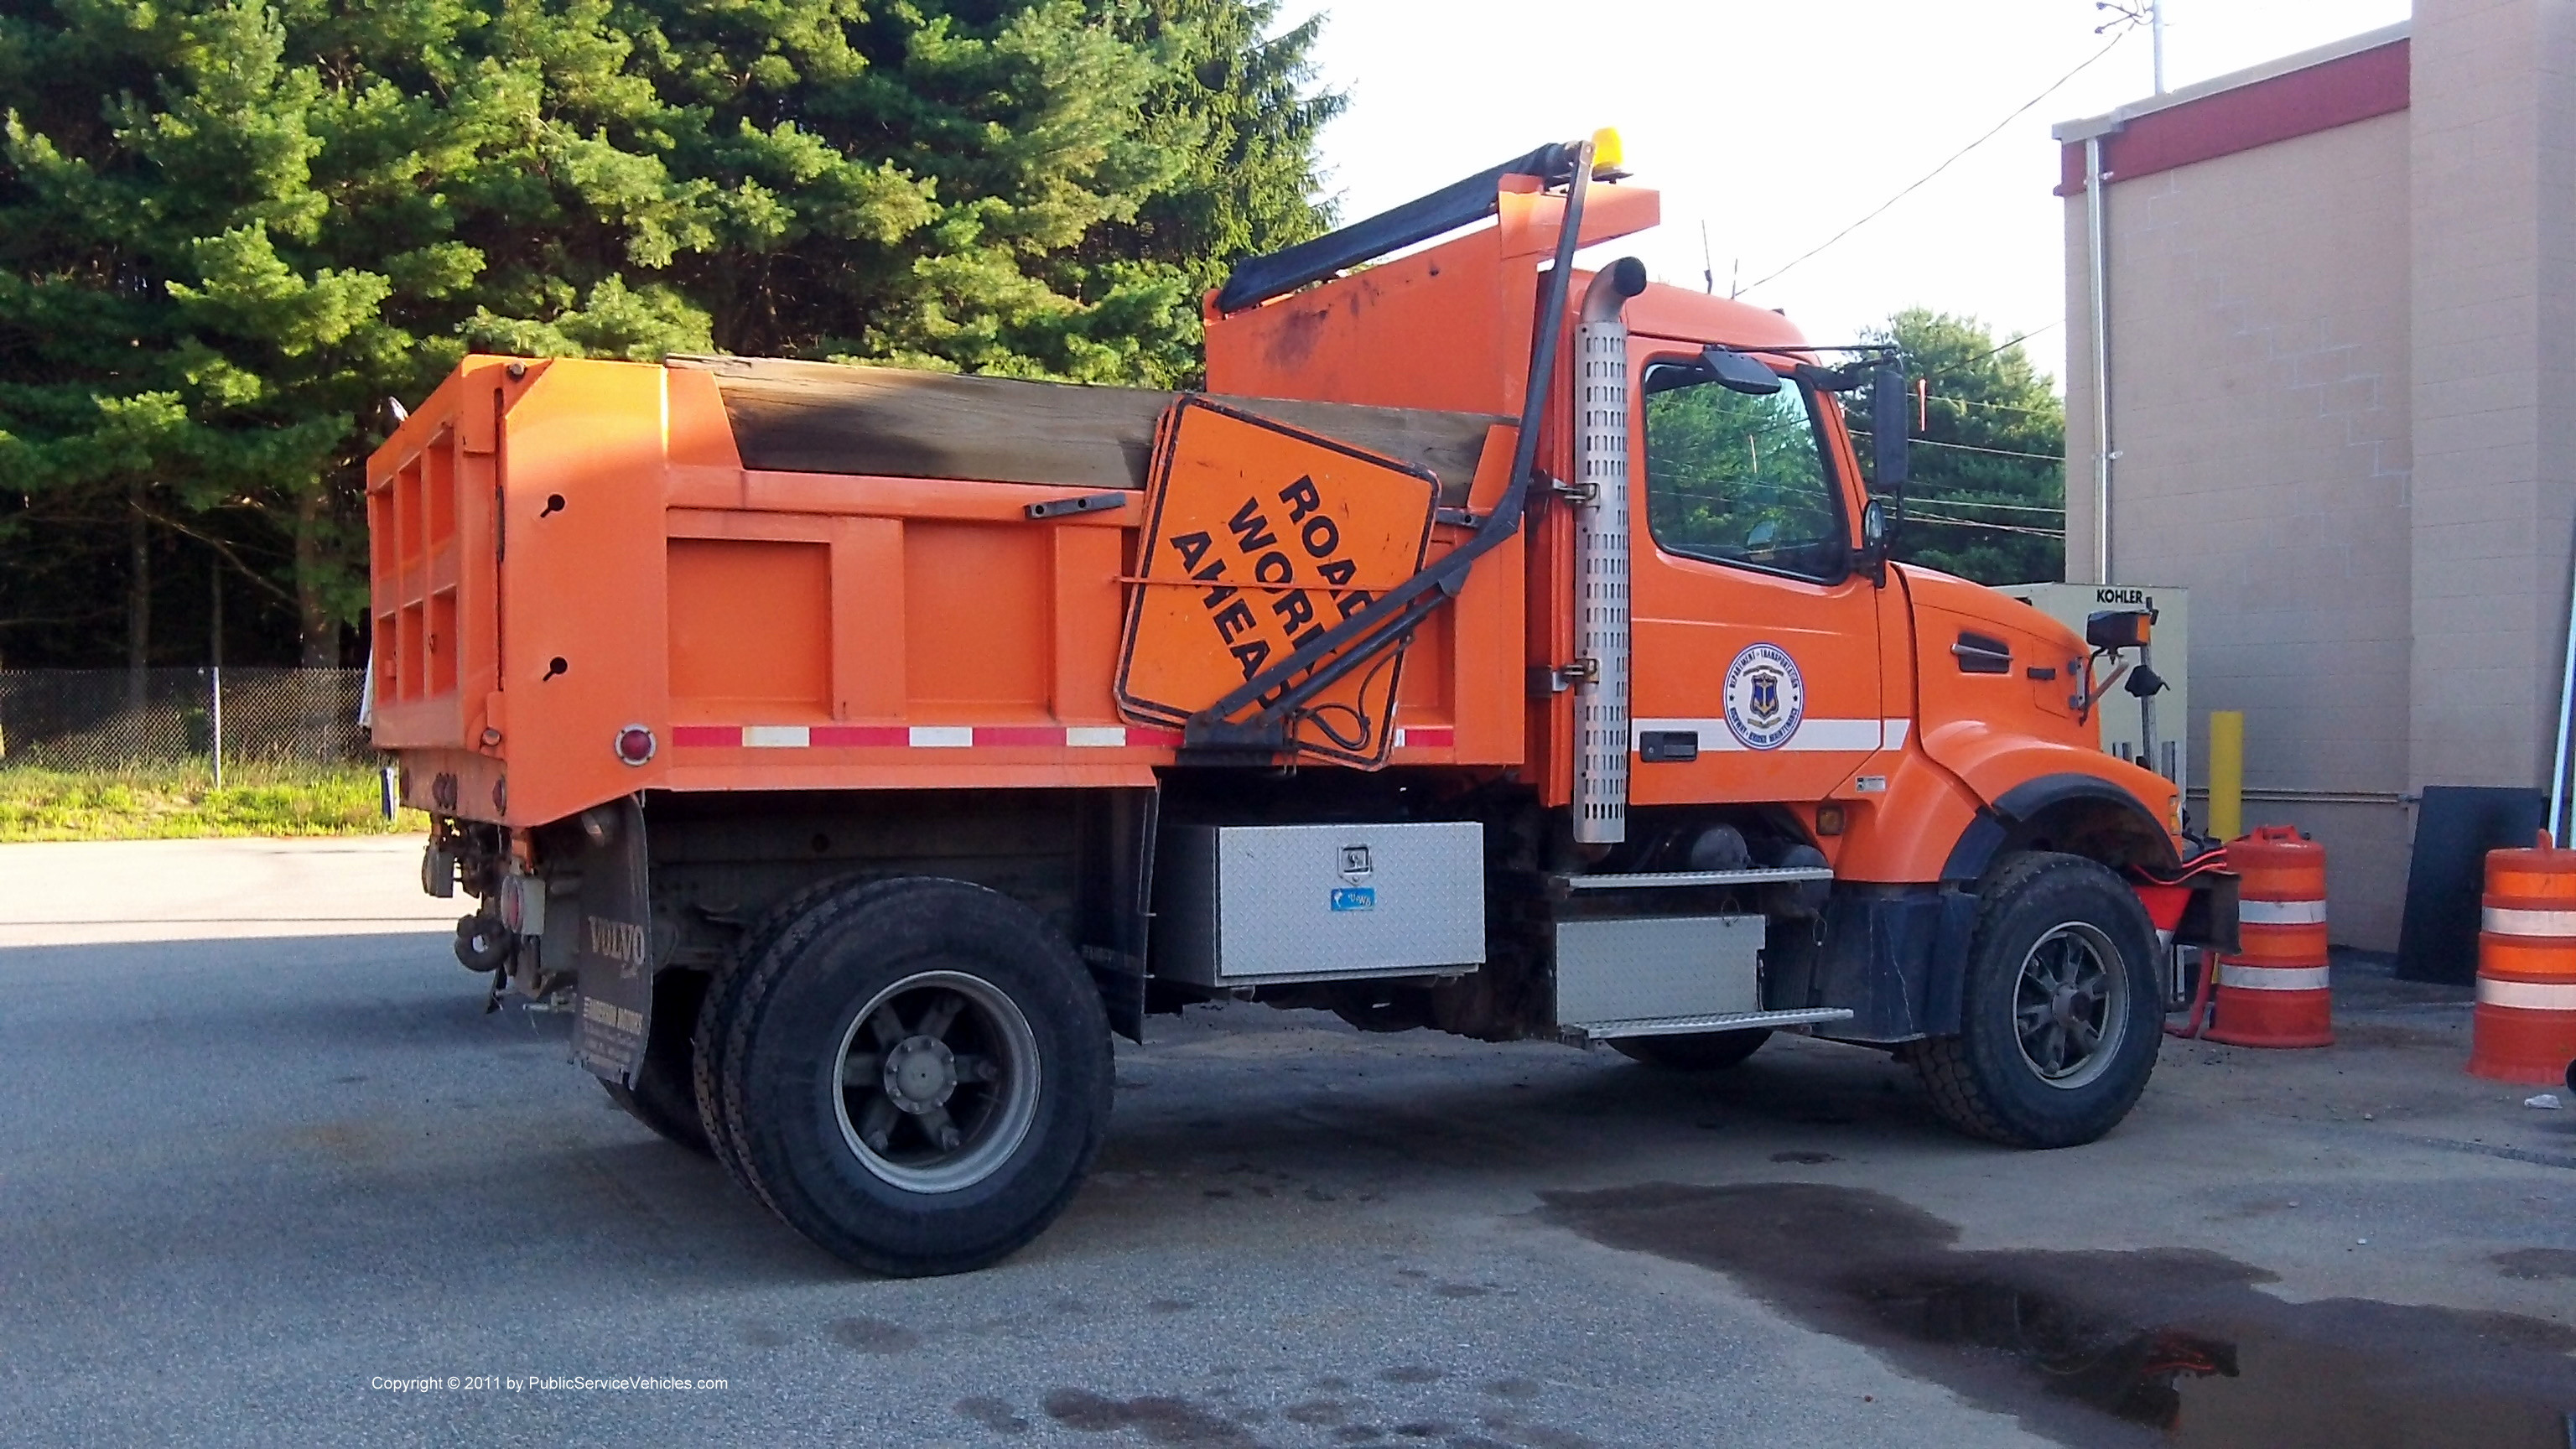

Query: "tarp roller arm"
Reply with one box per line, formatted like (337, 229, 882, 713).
(1183, 138, 1601, 757)
(1211, 142, 1582, 317)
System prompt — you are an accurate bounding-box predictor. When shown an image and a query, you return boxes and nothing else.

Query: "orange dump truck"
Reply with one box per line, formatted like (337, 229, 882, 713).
(370, 135, 2235, 1275)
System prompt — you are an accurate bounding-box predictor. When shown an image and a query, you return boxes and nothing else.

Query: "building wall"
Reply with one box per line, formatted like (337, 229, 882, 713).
(2407, 0, 2576, 806)
(2063, 112, 2416, 948)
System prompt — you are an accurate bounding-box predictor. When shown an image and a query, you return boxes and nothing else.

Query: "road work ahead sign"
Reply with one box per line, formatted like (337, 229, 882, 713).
(1117, 397, 1436, 766)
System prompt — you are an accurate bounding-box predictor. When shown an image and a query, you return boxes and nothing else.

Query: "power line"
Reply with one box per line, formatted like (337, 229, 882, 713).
(1942, 394, 2063, 419)
(1898, 514, 2066, 540)
(1737, 39, 2129, 297)
(1921, 319, 2065, 382)
(1847, 429, 2067, 465)
(1907, 496, 2066, 517)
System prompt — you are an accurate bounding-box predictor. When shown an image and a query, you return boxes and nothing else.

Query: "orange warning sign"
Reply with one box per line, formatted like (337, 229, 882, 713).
(1117, 397, 1436, 766)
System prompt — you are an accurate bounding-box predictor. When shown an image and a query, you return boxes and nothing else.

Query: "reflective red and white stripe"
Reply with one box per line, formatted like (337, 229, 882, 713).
(670, 724, 1179, 750)
(670, 724, 1458, 750)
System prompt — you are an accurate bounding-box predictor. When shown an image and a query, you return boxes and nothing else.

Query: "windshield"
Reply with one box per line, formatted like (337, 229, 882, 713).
(1641, 361, 1848, 584)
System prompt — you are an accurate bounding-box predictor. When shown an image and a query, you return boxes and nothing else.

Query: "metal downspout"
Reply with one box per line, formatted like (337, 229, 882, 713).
(2085, 134, 2113, 584)
(2551, 512, 2576, 843)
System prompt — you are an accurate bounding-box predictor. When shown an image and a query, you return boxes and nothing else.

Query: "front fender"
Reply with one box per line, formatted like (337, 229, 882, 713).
(1924, 721, 2182, 879)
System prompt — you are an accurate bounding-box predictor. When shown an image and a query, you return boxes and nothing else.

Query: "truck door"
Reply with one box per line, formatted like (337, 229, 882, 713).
(1623, 344, 1885, 807)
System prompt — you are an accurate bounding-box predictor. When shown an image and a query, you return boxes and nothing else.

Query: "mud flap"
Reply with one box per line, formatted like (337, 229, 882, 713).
(572, 797, 652, 1084)
(1764, 885, 1979, 1043)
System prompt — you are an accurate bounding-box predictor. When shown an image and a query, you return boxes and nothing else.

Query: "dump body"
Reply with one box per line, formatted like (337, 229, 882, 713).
(370, 361, 1524, 828)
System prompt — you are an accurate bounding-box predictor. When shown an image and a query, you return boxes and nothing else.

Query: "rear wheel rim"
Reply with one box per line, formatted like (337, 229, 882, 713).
(833, 969, 1041, 1193)
(2012, 922, 2127, 1090)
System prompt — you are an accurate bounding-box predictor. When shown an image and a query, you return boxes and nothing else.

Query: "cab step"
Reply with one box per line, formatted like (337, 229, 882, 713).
(1553, 865, 1836, 893)
(1563, 1006, 1855, 1042)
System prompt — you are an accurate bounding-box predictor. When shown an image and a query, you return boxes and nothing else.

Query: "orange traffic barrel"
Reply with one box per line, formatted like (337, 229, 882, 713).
(2470, 833, 2576, 1084)
(2204, 826, 2333, 1048)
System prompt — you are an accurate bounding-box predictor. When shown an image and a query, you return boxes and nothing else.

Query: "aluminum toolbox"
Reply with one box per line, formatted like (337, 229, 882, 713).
(1553, 915, 1764, 1031)
(1154, 823, 1486, 986)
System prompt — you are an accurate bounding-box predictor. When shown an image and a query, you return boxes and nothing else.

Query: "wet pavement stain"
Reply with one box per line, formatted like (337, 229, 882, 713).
(2495, 1247, 2576, 1280)
(1043, 1388, 1261, 1445)
(1541, 1182, 2576, 1448)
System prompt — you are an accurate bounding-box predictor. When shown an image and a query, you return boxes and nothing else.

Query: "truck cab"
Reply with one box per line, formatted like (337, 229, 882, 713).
(371, 134, 2233, 1278)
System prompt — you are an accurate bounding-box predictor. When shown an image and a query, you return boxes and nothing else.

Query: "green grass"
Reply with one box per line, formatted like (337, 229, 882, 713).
(0, 763, 430, 841)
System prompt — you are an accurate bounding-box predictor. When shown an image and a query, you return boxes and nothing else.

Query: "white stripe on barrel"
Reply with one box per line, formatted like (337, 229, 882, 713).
(2476, 977, 2576, 1010)
(2479, 906, 2576, 937)
(2215, 963, 2332, 991)
(2239, 898, 2327, 926)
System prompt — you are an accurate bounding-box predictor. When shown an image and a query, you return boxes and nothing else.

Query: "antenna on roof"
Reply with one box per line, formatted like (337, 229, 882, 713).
(1701, 221, 1715, 295)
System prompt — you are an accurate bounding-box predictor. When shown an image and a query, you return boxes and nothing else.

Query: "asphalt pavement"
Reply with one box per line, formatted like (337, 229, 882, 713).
(1, 839, 2571, 1448)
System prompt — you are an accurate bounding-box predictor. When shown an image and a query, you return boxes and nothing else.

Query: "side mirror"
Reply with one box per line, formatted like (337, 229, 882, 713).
(1870, 365, 1909, 495)
(1852, 496, 1893, 587)
(1699, 345, 1783, 396)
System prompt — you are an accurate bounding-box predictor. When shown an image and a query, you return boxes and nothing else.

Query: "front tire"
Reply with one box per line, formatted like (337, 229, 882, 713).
(1611, 1029, 1772, 1071)
(715, 878, 1112, 1276)
(1915, 853, 2162, 1149)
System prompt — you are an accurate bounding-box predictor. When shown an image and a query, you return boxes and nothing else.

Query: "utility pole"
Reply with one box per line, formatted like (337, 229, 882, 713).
(2150, 0, 2167, 94)
(2096, 2, 2167, 96)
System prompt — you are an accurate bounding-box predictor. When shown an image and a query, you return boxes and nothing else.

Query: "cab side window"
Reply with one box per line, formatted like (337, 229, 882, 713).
(1642, 362, 1848, 584)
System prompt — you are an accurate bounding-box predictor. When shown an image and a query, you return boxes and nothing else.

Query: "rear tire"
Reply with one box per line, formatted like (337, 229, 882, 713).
(693, 874, 864, 1201)
(717, 878, 1113, 1276)
(1611, 1029, 1771, 1071)
(1915, 852, 2162, 1149)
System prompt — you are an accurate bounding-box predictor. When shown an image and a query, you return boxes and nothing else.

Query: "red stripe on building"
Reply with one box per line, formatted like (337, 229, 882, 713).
(1126, 726, 1184, 747)
(2058, 38, 2409, 196)
(1400, 727, 1457, 748)
(671, 724, 743, 748)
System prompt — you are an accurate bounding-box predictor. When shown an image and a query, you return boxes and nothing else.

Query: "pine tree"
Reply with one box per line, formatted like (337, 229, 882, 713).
(0, 0, 1342, 667)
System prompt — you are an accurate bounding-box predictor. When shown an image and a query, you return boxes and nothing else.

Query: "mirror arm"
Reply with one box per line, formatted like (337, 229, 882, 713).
(1866, 363, 1910, 584)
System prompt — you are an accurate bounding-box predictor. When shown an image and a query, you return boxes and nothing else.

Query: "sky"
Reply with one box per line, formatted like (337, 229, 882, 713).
(1296, 1, 2412, 392)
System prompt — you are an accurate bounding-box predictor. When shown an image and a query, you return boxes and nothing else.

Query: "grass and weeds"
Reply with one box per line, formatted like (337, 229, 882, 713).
(0, 763, 428, 841)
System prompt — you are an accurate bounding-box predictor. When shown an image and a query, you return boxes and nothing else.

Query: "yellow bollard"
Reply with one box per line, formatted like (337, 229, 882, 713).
(2208, 710, 2244, 842)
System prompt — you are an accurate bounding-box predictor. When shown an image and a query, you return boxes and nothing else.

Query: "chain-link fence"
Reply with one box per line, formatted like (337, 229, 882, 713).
(0, 668, 374, 773)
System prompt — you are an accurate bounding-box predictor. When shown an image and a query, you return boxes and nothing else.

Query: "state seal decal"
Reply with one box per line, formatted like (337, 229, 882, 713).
(1723, 642, 1805, 750)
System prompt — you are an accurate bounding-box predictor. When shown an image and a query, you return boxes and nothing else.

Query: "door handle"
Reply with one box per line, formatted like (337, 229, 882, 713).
(1638, 730, 1699, 762)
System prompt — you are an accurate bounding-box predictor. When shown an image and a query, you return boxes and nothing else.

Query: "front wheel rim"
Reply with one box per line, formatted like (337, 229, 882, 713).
(2012, 922, 2127, 1090)
(833, 969, 1042, 1193)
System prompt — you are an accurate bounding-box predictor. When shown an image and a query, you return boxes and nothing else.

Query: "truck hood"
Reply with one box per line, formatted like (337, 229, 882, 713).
(1896, 564, 2184, 844)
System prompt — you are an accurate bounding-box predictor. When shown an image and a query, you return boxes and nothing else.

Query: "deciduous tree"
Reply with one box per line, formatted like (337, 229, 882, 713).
(1841, 308, 2067, 587)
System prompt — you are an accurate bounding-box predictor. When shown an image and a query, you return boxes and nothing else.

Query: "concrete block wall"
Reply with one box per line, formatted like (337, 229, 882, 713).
(2407, 0, 2570, 801)
(2063, 112, 2416, 948)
